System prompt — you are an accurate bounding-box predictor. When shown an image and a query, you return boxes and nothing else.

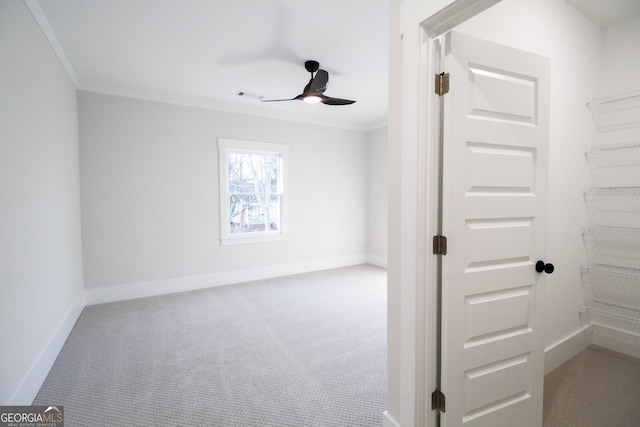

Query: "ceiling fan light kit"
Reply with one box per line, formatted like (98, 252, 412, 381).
(303, 95, 323, 104)
(261, 60, 356, 106)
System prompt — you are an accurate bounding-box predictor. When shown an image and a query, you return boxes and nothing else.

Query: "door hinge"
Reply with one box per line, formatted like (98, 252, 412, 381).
(432, 389, 446, 412)
(433, 235, 448, 255)
(435, 72, 450, 96)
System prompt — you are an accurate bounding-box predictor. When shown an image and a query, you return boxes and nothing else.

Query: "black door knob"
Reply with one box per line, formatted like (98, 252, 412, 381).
(536, 260, 554, 274)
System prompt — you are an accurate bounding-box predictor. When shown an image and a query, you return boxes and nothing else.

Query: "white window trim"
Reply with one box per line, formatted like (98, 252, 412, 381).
(218, 138, 289, 245)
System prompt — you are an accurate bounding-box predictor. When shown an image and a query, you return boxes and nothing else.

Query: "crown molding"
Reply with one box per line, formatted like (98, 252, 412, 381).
(24, 0, 79, 88)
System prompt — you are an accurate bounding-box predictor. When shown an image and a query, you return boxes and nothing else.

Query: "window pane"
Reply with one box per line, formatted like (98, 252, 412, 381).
(229, 194, 281, 234)
(228, 152, 279, 194)
(219, 138, 288, 244)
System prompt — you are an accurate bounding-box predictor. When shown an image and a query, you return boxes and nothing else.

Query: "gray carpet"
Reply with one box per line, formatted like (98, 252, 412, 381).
(34, 265, 387, 427)
(543, 345, 640, 427)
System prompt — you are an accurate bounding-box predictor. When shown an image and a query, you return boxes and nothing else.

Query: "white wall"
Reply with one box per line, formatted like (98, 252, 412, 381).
(79, 91, 371, 302)
(455, 0, 601, 352)
(368, 127, 388, 267)
(599, 15, 640, 93)
(0, 0, 85, 404)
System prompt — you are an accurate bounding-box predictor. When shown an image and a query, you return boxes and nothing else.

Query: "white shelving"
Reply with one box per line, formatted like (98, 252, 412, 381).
(587, 86, 640, 130)
(582, 226, 640, 270)
(581, 266, 640, 310)
(585, 301, 640, 337)
(585, 140, 640, 187)
(583, 87, 640, 340)
(584, 186, 640, 228)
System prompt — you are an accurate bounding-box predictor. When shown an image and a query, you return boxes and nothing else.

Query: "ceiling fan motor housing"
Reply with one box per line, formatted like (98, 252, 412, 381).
(305, 60, 320, 73)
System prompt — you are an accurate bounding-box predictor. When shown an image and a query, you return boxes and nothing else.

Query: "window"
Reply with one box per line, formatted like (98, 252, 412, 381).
(218, 138, 289, 245)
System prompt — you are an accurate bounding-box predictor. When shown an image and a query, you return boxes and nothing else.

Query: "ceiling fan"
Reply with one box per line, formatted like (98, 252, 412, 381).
(261, 60, 356, 106)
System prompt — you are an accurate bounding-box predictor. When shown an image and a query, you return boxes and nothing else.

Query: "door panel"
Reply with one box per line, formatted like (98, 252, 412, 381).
(467, 66, 538, 124)
(466, 142, 535, 192)
(441, 31, 550, 427)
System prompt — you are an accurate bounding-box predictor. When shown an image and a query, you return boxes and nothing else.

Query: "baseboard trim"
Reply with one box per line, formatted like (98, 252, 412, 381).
(593, 324, 640, 359)
(382, 411, 401, 427)
(9, 291, 86, 404)
(86, 255, 370, 305)
(544, 325, 593, 375)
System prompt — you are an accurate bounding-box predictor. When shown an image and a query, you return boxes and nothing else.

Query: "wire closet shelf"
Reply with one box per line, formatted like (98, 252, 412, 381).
(582, 86, 640, 338)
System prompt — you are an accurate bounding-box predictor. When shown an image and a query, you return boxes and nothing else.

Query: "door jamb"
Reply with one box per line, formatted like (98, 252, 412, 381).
(391, 1, 502, 426)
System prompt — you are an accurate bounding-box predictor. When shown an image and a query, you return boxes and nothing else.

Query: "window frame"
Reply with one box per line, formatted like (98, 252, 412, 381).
(218, 138, 289, 245)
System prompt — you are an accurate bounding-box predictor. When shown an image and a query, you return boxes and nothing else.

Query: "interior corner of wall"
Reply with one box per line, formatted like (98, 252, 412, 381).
(544, 325, 594, 375)
(9, 290, 86, 405)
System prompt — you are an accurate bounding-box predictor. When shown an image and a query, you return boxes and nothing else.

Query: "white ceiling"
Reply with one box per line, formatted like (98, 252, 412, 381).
(32, 0, 390, 131)
(565, 0, 640, 28)
(30, 1, 639, 132)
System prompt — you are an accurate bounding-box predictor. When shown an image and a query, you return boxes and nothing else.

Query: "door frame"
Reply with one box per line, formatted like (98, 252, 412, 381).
(386, 1, 502, 426)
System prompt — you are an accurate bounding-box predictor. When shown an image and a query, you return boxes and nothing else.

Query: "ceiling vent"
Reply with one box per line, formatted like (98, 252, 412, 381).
(236, 91, 264, 100)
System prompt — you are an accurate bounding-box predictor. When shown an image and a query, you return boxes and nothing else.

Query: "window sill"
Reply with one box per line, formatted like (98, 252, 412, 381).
(220, 234, 289, 246)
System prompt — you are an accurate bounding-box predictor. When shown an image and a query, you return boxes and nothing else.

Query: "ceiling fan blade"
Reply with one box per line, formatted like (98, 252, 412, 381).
(321, 95, 356, 105)
(310, 69, 329, 93)
(259, 62, 354, 106)
(303, 78, 313, 93)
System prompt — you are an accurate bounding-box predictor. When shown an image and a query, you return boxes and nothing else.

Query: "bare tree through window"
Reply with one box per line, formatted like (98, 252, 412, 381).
(227, 152, 281, 233)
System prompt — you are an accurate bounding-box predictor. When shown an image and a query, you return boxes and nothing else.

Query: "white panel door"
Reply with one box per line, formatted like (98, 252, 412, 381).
(440, 31, 550, 427)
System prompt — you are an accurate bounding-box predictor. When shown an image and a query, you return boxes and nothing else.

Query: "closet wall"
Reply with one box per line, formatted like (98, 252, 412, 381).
(581, 15, 640, 358)
(582, 96, 640, 357)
